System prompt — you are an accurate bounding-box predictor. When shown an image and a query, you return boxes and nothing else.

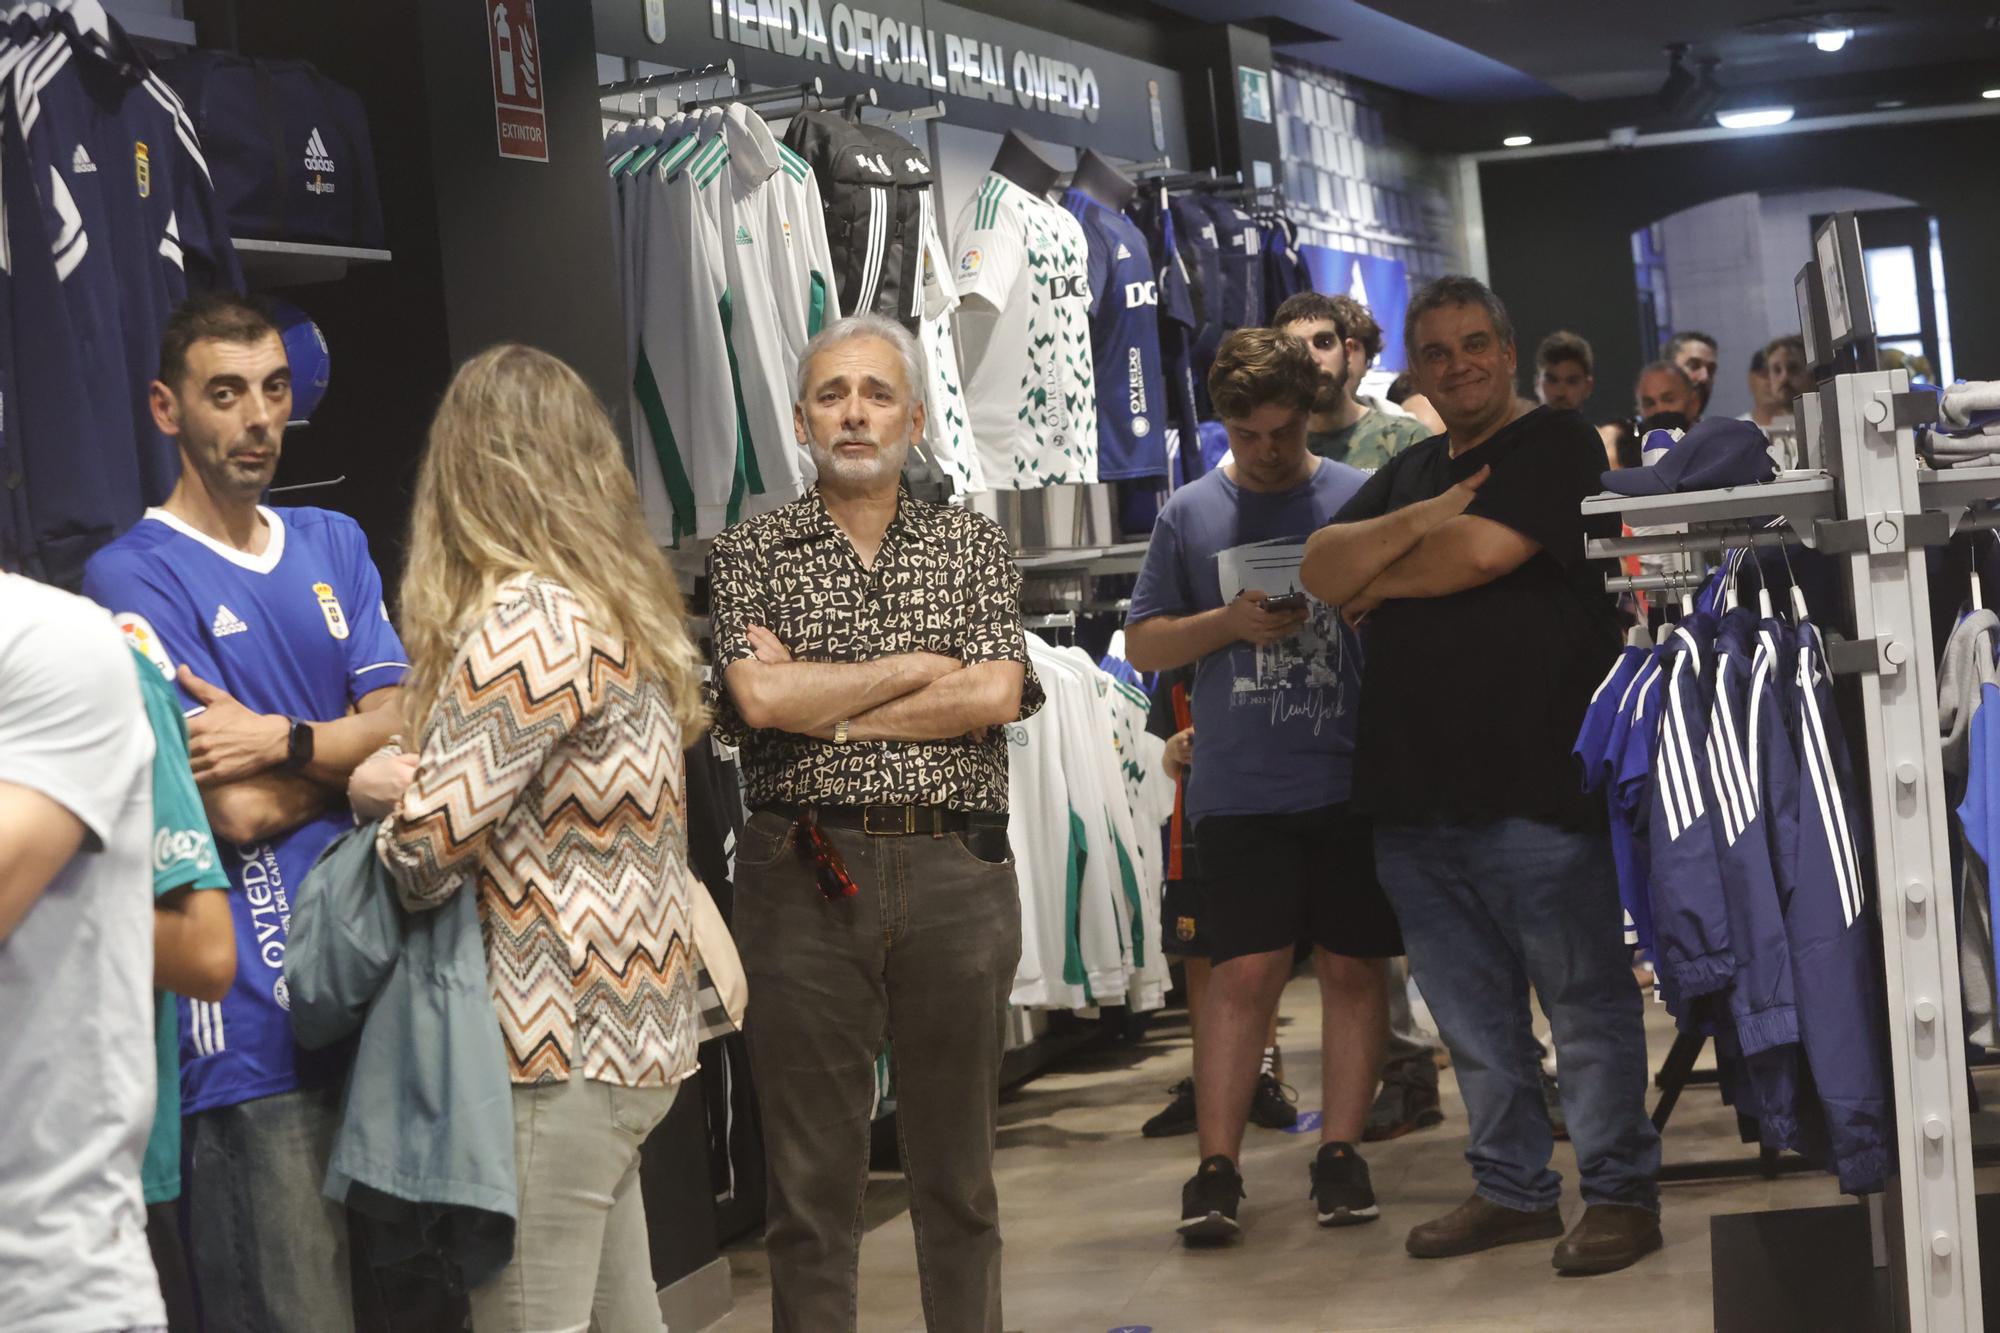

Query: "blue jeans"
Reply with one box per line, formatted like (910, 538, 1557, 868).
(1374, 818, 1660, 1213)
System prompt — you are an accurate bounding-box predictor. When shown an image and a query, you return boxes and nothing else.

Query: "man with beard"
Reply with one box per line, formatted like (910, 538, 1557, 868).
(1277, 292, 1432, 471)
(81, 292, 412, 1329)
(1666, 331, 1720, 419)
(706, 313, 1041, 1332)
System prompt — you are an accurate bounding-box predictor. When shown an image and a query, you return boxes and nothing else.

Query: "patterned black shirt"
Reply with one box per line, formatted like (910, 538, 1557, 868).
(706, 488, 1043, 813)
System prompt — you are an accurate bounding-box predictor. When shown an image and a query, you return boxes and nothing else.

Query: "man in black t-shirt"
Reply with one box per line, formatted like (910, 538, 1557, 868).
(1301, 276, 1661, 1277)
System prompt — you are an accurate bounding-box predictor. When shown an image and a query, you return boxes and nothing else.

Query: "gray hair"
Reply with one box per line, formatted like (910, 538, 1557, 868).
(1635, 359, 1694, 393)
(1403, 275, 1515, 363)
(794, 313, 927, 405)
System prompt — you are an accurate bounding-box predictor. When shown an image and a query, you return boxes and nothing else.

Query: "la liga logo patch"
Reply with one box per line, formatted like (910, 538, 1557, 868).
(957, 248, 982, 276)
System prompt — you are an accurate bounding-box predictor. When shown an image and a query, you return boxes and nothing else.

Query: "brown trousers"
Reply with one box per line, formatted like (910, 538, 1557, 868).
(733, 810, 1022, 1333)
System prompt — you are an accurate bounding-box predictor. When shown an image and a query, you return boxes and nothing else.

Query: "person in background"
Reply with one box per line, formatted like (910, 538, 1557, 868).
(1535, 331, 1596, 414)
(1127, 328, 1400, 1245)
(131, 647, 236, 1333)
(1281, 292, 1433, 470)
(708, 313, 1038, 1333)
(353, 345, 708, 1333)
(1744, 347, 1777, 429)
(1750, 336, 1813, 469)
(1666, 330, 1719, 419)
(1635, 361, 1698, 431)
(1302, 275, 1662, 1277)
(0, 573, 166, 1333)
(1598, 421, 1638, 472)
(1388, 372, 1448, 438)
(82, 292, 410, 1333)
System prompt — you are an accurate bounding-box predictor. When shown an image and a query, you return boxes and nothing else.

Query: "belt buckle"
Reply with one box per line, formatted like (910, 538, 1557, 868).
(864, 805, 914, 837)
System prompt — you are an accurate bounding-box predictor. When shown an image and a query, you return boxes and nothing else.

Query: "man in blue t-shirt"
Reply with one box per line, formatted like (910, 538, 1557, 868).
(83, 292, 409, 1332)
(1128, 328, 1401, 1246)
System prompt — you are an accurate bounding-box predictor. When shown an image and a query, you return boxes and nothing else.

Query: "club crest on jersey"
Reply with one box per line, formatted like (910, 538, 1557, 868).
(134, 141, 151, 198)
(958, 248, 982, 276)
(116, 613, 176, 679)
(313, 582, 350, 640)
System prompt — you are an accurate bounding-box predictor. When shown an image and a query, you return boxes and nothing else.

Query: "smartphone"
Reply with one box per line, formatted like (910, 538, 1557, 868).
(1263, 591, 1308, 614)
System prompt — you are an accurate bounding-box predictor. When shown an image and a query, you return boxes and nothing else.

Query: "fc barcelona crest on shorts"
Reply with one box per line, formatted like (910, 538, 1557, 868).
(1176, 916, 1197, 943)
(313, 581, 350, 640)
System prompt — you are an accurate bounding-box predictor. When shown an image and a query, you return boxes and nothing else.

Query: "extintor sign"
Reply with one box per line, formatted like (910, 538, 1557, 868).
(487, 0, 549, 162)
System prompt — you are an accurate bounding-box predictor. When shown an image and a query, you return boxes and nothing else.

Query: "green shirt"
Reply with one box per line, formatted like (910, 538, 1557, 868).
(1308, 407, 1432, 472)
(130, 648, 230, 1205)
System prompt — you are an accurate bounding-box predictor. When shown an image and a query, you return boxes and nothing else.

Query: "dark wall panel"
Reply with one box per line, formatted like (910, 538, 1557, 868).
(1479, 119, 2000, 425)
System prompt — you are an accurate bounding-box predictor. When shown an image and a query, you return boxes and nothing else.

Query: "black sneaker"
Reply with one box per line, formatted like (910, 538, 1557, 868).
(1248, 1072, 1299, 1130)
(1363, 1072, 1447, 1142)
(1310, 1142, 1380, 1227)
(1179, 1155, 1245, 1242)
(1143, 1077, 1198, 1138)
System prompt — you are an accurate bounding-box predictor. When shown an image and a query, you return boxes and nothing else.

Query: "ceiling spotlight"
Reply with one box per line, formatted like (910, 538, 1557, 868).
(1810, 28, 1853, 52)
(1875, 99, 1905, 108)
(1717, 106, 1796, 129)
(1502, 134, 1533, 147)
(1985, 88, 2000, 99)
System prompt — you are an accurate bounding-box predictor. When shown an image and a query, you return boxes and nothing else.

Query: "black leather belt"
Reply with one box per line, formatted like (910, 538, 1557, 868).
(762, 802, 973, 837)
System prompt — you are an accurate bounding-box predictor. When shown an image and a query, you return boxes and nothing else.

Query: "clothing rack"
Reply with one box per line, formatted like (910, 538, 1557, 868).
(1585, 356, 2000, 1328)
(599, 60, 735, 100)
(865, 98, 946, 126)
(683, 78, 823, 116)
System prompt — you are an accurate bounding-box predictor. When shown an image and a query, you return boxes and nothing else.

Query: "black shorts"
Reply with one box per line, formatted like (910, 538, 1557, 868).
(1193, 803, 1403, 966)
(1161, 876, 1208, 958)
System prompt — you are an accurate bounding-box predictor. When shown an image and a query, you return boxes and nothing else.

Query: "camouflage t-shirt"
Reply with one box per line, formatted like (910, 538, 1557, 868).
(1309, 407, 1433, 472)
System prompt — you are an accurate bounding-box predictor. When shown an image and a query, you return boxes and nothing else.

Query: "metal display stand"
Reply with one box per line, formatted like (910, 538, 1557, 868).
(1584, 365, 1996, 1331)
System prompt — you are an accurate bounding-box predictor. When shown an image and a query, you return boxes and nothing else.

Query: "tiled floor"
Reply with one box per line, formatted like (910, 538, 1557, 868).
(705, 976, 1880, 1332)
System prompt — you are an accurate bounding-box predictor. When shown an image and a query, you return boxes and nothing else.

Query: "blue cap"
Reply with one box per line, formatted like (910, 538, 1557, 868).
(1601, 417, 1774, 496)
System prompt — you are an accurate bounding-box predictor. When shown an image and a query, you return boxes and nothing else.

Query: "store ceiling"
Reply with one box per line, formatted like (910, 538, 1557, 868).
(1154, 0, 2000, 150)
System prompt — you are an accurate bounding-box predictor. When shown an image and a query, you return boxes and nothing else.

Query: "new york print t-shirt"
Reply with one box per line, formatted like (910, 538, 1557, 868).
(1127, 459, 1369, 821)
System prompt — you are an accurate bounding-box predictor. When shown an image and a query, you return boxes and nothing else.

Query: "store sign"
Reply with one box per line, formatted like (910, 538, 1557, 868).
(1237, 65, 1272, 125)
(487, 0, 549, 162)
(710, 0, 1101, 122)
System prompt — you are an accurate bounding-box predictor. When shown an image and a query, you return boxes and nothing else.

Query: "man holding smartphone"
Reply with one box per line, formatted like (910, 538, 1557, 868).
(1126, 328, 1401, 1245)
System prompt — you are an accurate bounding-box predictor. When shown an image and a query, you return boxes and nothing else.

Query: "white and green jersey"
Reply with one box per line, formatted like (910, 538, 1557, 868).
(916, 197, 985, 494)
(631, 126, 748, 541)
(688, 106, 841, 518)
(952, 172, 1098, 488)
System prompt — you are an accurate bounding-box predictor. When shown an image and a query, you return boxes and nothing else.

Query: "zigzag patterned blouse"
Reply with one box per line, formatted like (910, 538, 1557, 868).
(379, 576, 697, 1088)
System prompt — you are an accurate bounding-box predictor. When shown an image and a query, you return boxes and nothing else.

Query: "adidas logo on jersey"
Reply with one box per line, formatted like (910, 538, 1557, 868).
(212, 605, 249, 638)
(735, 223, 753, 246)
(1114, 242, 1131, 261)
(71, 143, 96, 174)
(303, 128, 336, 174)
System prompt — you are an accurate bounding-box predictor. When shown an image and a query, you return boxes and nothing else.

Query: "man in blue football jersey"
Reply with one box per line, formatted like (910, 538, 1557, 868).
(83, 292, 409, 1333)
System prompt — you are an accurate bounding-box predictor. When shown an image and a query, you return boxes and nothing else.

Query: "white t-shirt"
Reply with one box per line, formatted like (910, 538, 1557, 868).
(0, 575, 162, 1333)
(952, 172, 1099, 489)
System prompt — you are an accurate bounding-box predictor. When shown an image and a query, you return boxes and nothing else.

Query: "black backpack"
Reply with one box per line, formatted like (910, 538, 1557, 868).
(782, 111, 934, 326)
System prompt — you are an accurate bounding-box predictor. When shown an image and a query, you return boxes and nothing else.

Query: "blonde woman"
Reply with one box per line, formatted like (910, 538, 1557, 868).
(350, 344, 706, 1332)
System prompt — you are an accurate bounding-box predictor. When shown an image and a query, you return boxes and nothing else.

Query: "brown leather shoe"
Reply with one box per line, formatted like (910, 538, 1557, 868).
(1406, 1194, 1565, 1259)
(1551, 1203, 1663, 1275)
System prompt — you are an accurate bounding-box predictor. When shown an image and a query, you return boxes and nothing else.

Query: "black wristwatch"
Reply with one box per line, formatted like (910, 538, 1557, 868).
(282, 717, 315, 772)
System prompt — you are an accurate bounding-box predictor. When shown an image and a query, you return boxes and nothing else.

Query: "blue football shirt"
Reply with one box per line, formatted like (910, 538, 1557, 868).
(82, 506, 408, 1113)
(1062, 190, 1169, 482)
